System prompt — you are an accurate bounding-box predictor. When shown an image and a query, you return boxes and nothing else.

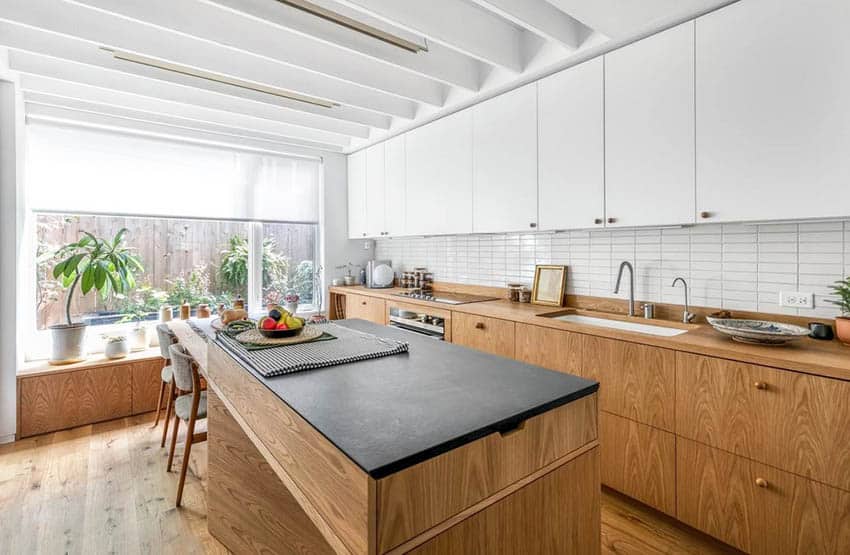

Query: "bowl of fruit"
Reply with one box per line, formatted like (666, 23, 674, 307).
(257, 305, 306, 338)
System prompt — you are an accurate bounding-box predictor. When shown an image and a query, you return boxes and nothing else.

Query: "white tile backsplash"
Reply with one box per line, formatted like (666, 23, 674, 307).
(375, 220, 850, 318)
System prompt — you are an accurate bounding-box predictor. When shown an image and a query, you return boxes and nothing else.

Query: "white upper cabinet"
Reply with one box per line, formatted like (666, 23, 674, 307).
(365, 143, 386, 237)
(695, 0, 850, 223)
(605, 22, 696, 227)
(538, 58, 605, 231)
(384, 134, 406, 236)
(346, 149, 367, 239)
(406, 110, 473, 236)
(472, 84, 538, 233)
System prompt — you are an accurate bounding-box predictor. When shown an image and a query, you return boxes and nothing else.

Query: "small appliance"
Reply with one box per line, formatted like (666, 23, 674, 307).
(366, 259, 394, 289)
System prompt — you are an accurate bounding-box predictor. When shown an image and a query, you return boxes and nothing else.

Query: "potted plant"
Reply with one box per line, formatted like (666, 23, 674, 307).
(50, 228, 143, 364)
(283, 290, 300, 315)
(102, 334, 130, 360)
(119, 306, 151, 352)
(828, 276, 850, 345)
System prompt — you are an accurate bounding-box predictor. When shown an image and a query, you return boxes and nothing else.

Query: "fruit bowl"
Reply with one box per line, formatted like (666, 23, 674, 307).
(257, 326, 305, 339)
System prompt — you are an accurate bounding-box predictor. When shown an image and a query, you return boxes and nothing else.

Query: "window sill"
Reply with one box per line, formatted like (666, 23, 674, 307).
(18, 346, 162, 378)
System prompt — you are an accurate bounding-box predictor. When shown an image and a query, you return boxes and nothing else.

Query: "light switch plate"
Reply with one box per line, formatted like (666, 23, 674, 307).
(779, 291, 814, 309)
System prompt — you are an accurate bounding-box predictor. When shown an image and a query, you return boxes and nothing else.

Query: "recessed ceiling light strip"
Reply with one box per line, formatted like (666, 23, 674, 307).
(103, 48, 338, 109)
(275, 0, 427, 53)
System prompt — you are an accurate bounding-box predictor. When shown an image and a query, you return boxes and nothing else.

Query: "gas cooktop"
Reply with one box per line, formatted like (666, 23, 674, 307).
(393, 290, 499, 305)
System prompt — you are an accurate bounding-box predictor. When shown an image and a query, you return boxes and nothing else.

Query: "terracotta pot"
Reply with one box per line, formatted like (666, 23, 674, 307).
(836, 317, 850, 345)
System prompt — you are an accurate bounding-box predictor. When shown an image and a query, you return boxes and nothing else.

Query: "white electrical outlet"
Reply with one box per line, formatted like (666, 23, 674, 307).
(779, 291, 814, 309)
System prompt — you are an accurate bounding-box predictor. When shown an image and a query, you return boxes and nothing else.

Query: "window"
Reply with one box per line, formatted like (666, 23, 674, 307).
(25, 122, 322, 360)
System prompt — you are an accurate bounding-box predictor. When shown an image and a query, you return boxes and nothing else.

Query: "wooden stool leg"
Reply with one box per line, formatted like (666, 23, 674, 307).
(160, 381, 174, 448)
(152, 380, 166, 428)
(167, 415, 181, 472)
(175, 411, 197, 507)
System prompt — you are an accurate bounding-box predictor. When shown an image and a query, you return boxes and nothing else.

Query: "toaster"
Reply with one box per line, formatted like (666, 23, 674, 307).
(366, 260, 394, 289)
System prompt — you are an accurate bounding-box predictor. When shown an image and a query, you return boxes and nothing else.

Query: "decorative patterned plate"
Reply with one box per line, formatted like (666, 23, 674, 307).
(706, 317, 811, 345)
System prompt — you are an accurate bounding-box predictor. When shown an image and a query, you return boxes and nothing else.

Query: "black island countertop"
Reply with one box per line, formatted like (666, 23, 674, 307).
(213, 318, 598, 479)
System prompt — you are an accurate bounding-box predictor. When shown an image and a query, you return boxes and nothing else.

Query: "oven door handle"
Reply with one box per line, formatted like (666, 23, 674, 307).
(388, 320, 445, 339)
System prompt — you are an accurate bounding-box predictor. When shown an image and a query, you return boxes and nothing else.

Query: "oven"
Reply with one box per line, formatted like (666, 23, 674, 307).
(388, 306, 446, 340)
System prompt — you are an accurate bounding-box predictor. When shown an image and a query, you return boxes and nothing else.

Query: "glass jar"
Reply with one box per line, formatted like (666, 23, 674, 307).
(507, 283, 523, 302)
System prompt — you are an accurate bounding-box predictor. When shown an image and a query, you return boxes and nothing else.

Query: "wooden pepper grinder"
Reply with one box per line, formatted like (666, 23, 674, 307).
(180, 300, 191, 320)
(234, 295, 245, 310)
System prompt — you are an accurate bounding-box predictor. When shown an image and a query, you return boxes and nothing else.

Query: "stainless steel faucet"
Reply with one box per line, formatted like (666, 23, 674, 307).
(614, 261, 636, 316)
(672, 277, 695, 323)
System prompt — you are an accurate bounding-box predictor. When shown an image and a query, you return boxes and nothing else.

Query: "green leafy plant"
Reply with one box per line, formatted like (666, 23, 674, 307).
(52, 228, 144, 326)
(828, 276, 850, 316)
(291, 260, 315, 302)
(218, 235, 289, 295)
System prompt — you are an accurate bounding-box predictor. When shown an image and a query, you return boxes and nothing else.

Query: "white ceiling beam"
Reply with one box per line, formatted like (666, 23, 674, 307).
(26, 102, 345, 153)
(10, 53, 388, 142)
(24, 93, 349, 149)
(208, 0, 483, 91)
(71, 0, 448, 107)
(328, 0, 527, 72)
(467, 0, 588, 50)
(0, 0, 417, 119)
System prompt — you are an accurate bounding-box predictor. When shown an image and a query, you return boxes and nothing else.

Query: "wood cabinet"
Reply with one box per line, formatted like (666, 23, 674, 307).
(346, 149, 367, 239)
(344, 294, 386, 325)
(604, 21, 695, 227)
(472, 83, 538, 233)
(130, 358, 165, 415)
(677, 438, 850, 555)
(695, 0, 850, 223)
(514, 323, 581, 375)
(676, 352, 850, 491)
(451, 312, 515, 359)
(364, 143, 386, 238)
(538, 57, 605, 230)
(405, 110, 473, 236)
(582, 336, 675, 431)
(384, 134, 406, 236)
(601, 412, 676, 517)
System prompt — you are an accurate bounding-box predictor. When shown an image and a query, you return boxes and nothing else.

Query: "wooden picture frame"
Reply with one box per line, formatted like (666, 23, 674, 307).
(531, 265, 568, 307)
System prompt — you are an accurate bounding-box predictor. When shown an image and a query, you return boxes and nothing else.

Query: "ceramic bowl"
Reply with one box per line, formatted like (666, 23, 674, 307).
(706, 317, 811, 345)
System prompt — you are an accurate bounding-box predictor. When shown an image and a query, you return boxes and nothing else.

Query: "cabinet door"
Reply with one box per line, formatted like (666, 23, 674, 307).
(384, 135, 406, 236)
(365, 143, 386, 238)
(345, 294, 386, 325)
(346, 150, 367, 239)
(582, 336, 675, 431)
(451, 313, 515, 359)
(695, 0, 850, 223)
(538, 58, 605, 230)
(604, 22, 695, 227)
(472, 84, 538, 233)
(601, 412, 676, 517)
(514, 323, 582, 375)
(406, 111, 473, 236)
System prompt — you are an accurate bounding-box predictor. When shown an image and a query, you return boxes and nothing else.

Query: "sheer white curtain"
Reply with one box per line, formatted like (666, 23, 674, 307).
(26, 122, 320, 223)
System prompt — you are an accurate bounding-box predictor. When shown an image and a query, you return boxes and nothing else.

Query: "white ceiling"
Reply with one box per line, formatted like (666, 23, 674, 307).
(0, 0, 736, 155)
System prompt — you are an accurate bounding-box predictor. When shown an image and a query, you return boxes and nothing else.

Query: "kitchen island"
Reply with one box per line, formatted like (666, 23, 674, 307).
(203, 319, 600, 554)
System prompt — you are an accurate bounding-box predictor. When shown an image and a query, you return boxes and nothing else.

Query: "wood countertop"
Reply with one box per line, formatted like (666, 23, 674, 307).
(330, 285, 850, 382)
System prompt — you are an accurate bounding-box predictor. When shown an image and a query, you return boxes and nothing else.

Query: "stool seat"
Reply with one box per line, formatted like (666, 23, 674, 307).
(174, 391, 207, 421)
(161, 365, 173, 383)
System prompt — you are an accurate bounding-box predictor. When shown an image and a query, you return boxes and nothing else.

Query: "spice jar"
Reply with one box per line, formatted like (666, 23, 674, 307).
(180, 300, 191, 320)
(507, 283, 523, 302)
(234, 296, 245, 310)
(519, 288, 532, 303)
(159, 305, 173, 322)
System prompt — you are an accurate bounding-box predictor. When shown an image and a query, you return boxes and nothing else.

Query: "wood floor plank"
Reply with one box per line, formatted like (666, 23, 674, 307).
(1, 416, 739, 555)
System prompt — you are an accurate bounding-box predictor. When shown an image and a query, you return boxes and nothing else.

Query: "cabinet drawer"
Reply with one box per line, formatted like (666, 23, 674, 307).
(515, 323, 582, 376)
(344, 294, 386, 325)
(582, 336, 675, 431)
(451, 313, 515, 358)
(408, 447, 600, 555)
(677, 438, 850, 555)
(676, 352, 850, 491)
(376, 393, 598, 552)
(600, 412, 676, 516)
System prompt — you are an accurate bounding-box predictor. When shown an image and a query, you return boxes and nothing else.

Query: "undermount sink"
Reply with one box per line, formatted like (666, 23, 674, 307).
(546, 313, 689, 337)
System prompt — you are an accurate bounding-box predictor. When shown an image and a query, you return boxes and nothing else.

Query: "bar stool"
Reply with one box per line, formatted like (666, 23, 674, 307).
(167, 343, 208, 507)
(154, 324, 177, 448)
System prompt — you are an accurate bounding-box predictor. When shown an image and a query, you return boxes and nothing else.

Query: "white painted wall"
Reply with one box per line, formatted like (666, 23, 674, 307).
(0, 48, 26, 443)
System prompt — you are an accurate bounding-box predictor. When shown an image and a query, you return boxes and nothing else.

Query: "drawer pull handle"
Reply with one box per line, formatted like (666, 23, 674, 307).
(753, 381, 769, 390)
(474, 322, 485, 330)
(361, 301, 367, 305)
(755, 477, 769, 489)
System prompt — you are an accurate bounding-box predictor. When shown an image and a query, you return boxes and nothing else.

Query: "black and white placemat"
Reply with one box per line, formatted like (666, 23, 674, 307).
(215, 322, 409, 377)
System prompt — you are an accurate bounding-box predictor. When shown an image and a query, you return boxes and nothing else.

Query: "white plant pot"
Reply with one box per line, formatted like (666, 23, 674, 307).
(128, 326, 149, 351)
(104, 338, 130, 360)
(49, 323, 88, 365)
(285, 301, 299, 315)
